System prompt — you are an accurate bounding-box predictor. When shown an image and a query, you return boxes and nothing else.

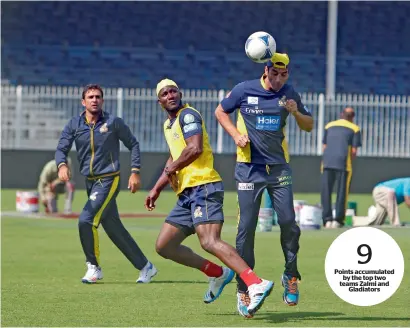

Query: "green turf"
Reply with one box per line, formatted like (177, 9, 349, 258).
(1, 189, 410, 326)
(2, 188, 409, 220)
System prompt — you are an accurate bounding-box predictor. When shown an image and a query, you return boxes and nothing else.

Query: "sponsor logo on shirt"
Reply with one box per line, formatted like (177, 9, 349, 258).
(247, 97, 259, 105)
(256, 116, 281, 131)
(183, 123, 198, 133)
(245, 107, 264, 114)
(278, 96, 287, 107)
(99, 123, 108, 133)
(183, 114, 195, 124)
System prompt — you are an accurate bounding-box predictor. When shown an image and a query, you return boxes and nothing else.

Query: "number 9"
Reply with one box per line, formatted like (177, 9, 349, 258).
(357, 244, 372, 264)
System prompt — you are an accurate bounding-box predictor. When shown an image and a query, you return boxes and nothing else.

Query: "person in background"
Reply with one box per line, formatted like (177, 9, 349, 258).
(357, 177, 410, 226)
(321, 107, 362, 228)
(38, 158, 75, 214)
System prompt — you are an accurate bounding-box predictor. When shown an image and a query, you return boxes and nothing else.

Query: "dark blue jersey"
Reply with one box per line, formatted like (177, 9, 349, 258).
(322, 119, 361, 171)
(55, 111, 140, 178)
(221, 76, 312, 164)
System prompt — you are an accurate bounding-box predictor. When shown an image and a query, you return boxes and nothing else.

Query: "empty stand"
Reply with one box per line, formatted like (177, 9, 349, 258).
(1, 1, 409, 94)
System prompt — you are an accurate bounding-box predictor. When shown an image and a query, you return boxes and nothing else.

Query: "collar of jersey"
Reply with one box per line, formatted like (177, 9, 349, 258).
(81, 110, 105, 124)
(174, 103, 190, 116)
(167, 103, 190, 126)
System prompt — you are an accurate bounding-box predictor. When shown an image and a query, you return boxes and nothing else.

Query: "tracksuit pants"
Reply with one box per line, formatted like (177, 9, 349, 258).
(78, 175, 148, 269)
(321, 168, 352, 225)
(235, 162, 301, 293)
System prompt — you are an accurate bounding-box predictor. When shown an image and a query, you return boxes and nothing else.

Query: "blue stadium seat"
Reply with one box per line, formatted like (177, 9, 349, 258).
(1, 2, 409, 94)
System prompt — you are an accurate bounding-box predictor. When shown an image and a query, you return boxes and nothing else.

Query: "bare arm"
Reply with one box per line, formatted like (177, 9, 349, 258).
(145, 156, 174, 211)
(351, 130, 361, 160)
(152, 156, 174, 193)
(215, 104, 240, 140)
(351, 147, 358, 159)
(166, 134, 203, 174)
(145, 134, 203, 212)
(215, 104, 249, 147)
(286, 96, 313, 132)
(292, 111, 313, 132)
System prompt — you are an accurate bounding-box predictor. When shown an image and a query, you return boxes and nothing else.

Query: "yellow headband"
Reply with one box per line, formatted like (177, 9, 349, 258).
(267, 53, 290, 68)
(156, 78, 179, 97)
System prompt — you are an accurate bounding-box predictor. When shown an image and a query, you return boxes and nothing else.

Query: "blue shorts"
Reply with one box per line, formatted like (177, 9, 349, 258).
(165, 181, 224, 236)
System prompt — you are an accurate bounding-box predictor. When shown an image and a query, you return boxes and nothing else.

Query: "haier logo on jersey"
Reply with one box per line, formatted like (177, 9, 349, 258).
(256, 116, 281, 131)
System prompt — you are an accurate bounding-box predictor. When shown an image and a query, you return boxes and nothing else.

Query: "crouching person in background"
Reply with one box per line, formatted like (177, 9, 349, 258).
(38, 158, 75, 214)
(354, 177, 410, 226)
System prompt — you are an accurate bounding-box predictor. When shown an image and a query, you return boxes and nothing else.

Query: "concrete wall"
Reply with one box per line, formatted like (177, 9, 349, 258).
(1, 150, 409, 192)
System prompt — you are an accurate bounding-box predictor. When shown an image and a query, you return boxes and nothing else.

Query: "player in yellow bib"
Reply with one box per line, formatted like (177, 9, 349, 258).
(145, 78, 273, 316)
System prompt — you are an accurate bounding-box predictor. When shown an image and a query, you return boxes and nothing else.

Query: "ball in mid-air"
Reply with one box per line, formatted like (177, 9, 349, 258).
(245, 31, 276, 63)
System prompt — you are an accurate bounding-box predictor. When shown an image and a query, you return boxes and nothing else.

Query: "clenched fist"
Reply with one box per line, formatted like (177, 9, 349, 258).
(285, 99, 298, 115)
(58, 164, 71, 181)
(234, 134, 250, 148)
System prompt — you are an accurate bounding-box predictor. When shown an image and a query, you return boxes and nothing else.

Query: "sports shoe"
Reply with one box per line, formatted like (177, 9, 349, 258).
(247, 279, 274, 315)
(281, 274, 299, 306)
(331, 221, 343, 228)
(237, 291, 253, 318)
(136, 261, 158, 283)
(325, 221, 332, 228)
(203, 267, 234, 303)
(81, 262, 103, 284)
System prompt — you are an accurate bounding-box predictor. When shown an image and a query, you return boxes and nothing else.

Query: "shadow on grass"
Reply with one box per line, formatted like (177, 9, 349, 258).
(255, 312, 410, 323)
(305, 315, 410, 322)
(215, 311, 410, 324)
(100, 280, 208, 285)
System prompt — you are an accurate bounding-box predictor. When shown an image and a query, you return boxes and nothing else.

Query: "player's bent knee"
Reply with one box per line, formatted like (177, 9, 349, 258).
(78, 216, 94, 228)
(199, 236, 218, 254)
(155, 241, 173, 259)
(155, 244, 167, 258)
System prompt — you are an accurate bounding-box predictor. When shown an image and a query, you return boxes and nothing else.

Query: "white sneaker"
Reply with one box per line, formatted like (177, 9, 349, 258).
(325, 221, 332, 228)
(203, 267, 234, 303)
(81, 262, 103, 284)
(136, 261, 157, 283)
(332, 221, 343, 228)
(247, 279, 274, 316)
(237, 291, 253, 318)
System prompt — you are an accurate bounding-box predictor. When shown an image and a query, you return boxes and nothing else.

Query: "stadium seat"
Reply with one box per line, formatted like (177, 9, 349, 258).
(1, 1, 409, 94)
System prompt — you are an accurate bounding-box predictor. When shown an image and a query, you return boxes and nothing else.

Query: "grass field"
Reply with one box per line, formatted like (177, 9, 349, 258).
(2, 189, 410, 327)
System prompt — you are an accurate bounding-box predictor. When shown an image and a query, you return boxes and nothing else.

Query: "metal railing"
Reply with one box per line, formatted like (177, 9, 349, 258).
(1, 84, 409, 158)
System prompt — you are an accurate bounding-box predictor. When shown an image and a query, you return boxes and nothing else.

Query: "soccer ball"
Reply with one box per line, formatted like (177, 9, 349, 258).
(245, 31, 276, 63)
